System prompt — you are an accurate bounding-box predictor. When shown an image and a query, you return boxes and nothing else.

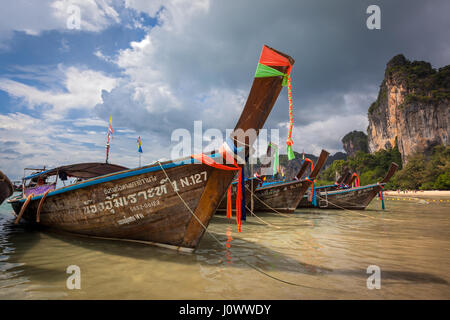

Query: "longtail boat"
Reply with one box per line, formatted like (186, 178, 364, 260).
(302, 169, 351, 194)
(297, 162, 398, 210)
(0, 170, 13, 205)
(7, 45, 295, 252)
(251, 150, 329, 213)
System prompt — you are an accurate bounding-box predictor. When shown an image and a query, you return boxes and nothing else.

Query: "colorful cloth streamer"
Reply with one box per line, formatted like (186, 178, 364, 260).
(303, 158, 314, 173)
(305, 177, 317, 207)
(352, 173, 360, 187)
(241, 167, 246, 221)
(137, 136, 143, 153)
(377, 182, 385, 210)
(286, 74, 295, 160)
(254, 46, 295, 160)
(269, 143, 279, 176)
(192, 144, 243, 232)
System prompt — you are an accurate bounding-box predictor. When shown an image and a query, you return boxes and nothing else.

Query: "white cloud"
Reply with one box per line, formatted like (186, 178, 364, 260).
(289, 114, 369, 155)
(0, 112, 154, 180)
(0, 66, 117, 119)
(0, 0, 120, 49)
(2, 0, 448, 176)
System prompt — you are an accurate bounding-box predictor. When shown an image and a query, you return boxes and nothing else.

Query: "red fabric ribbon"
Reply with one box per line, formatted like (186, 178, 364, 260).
(303, 158, 314, 173)
(259, 46, 295, 152)
(259, 46, 292, 75)
(352, 173, 360, 187)
(192, 146, 243, 232)
(304, 177, 316, 202)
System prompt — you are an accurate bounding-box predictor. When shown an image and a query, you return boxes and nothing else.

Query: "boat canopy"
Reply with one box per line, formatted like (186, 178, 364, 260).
(24, 162, 129, 180)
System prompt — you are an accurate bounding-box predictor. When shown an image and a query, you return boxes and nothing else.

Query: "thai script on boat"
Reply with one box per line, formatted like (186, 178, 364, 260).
(129, 200, 161, 213)
(118, 213, 145, 225)
(103, 176, 158, 195)
(82, 171, 208, 215)
(83, 187, 167, 215)
(259, 188, 280, 196)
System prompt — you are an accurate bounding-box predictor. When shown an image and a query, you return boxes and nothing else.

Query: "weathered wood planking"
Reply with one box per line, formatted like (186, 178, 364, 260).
(10, 45, 295, 251)
(298, 162, 398, 210)
(253, 180, 308, 213)
(252, 150, 329, 214)
(0, 170, 13, 205)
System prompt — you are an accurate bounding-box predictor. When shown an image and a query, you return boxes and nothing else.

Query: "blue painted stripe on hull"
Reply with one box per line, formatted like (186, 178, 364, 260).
(15, 148, 242, 203)
(324, 183, 385, 195)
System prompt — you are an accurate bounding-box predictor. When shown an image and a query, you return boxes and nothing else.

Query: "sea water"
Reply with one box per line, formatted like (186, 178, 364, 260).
(0, 195, 449, 299)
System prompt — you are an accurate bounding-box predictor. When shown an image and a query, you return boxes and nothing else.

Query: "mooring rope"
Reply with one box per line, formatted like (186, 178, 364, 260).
(156, 161, 342, 291)
(244, 184, 291, 218)
(244, 205, 281, 229)
(316, 191, 369, 208)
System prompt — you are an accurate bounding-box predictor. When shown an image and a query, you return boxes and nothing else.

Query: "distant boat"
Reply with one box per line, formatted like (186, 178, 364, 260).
(0, 170, 13, 205)
(7, 45, 295, 252)
(297, 162, 398, 210)
(252, 150, 329, 213)
(12, 181, 23, 192)
(302, 169, 352, 194)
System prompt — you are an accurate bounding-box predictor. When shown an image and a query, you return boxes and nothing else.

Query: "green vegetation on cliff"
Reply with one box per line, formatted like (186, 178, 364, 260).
(318, 144, 450, 190)
(317, 143, 402, 187)
(341, 130, 369, 156)
(393, 145, 450, 190)
(369, 54, 450, 115)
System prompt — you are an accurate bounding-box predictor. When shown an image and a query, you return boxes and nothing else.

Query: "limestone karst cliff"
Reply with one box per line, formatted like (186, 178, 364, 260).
(367, 54, 449, 163)
(341, 131, 369, 157)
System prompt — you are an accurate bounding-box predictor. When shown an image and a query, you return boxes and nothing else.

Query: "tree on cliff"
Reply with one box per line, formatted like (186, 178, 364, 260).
(367, 53, 449, 164)
(341, 131, 369, 157)
(392, 145, 450, 190)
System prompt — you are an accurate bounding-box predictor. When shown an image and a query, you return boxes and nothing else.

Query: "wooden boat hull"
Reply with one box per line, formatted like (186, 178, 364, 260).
(252, 180, 309, 213)
(10, 162, 234, 251)
(216, 178, 260, 214)
(252, 149, 330, 214)
(0, 170, 13, 205)
(9, 45, 296, 251)
(298, 183, 383, 210)
(297, 162, 398, 210)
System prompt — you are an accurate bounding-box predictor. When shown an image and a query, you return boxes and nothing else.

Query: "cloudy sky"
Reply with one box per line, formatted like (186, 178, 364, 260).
(0, 0, 449, 179)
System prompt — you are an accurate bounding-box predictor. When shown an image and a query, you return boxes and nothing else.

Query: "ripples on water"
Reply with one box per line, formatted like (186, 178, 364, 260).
(0, 197, 449, 299)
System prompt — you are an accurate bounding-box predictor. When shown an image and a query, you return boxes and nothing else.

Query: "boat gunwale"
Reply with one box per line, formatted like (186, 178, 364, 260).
(319, 182, 386, 196)
(256, 178, 304, 191)
(11, 149, 241, 203)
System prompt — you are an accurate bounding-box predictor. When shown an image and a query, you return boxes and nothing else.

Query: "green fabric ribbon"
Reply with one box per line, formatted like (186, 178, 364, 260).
(269, 143, 279, 176)
(255, 63, 288, 86)
(287, 145, 295, 161)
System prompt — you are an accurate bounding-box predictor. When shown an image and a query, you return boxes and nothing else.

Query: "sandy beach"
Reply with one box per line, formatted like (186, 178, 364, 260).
(384, 190, 450, 200)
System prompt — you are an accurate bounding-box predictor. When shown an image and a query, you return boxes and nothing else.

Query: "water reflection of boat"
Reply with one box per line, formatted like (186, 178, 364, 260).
(0, 170, 13, 205)
(298, 162, 399, 210)
(7, 45, 295, 252)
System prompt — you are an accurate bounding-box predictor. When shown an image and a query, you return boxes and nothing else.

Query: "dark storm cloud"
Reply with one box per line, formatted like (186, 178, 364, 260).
(96, 0, 450, 155)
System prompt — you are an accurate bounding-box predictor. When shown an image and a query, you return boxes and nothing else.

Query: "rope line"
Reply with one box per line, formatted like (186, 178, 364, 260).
(245, 205, 281, 229)
(244, 184, 291, 217)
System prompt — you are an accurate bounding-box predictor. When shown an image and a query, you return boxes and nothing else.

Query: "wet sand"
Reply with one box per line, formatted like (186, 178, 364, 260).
(384, 190, 450, 200)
